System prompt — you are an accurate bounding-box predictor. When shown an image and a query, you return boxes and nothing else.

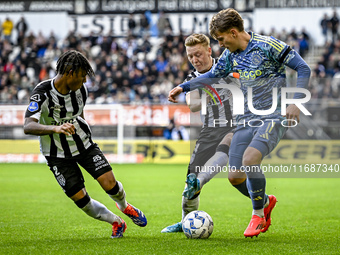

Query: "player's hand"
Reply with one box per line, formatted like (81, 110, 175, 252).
(284, 105, 300, 127)
(168, 86, 183, 103)
(55, 123, 76, 136)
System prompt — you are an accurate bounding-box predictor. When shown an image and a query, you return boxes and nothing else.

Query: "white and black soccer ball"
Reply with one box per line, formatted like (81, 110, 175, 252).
(182, 210, 214, 239)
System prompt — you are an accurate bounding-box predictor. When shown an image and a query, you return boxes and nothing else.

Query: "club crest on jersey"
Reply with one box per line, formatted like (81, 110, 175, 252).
(252, 54, 262, 66)
(28, 101, 39, 112)
(30, 94, 41, 102)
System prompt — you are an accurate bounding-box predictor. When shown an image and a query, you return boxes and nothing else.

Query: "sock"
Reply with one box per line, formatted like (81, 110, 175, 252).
(182, 195, 199, 221)
(264, 194, 269, 208)
(233, 179, 250, 198)
(197, 144, 230, 187)
(198, 152, 229, 187)
(75, 195, 121, 224)
(107, 181, 128, 211)
(245, 164, 266, 216)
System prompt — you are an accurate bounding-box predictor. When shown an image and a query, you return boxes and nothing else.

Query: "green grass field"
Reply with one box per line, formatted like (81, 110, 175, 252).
(0, 163, 339, 255)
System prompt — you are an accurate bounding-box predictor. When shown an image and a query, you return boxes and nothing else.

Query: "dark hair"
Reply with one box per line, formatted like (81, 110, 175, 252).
(56, 50, 95, 77)
(210, 8, 244, 39)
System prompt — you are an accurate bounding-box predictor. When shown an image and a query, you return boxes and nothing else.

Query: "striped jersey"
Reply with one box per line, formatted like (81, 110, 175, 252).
(212, 31, 294, 122)
(185, 58, 238, 127)
(25, 79, 94, 158)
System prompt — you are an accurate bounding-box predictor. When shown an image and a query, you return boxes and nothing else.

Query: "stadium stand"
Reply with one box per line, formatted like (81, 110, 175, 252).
(0, 19, 314, 105)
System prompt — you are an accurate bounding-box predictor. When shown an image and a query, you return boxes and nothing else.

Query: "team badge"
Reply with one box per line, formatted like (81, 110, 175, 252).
(30, 94, 41, 102)
(252, 54, 262, 66)
(28, 101, 39, 112)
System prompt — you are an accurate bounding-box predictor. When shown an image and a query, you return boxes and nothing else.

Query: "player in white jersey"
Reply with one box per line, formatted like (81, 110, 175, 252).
(24, 50, 147, 238)
(161, 34, 239, 233)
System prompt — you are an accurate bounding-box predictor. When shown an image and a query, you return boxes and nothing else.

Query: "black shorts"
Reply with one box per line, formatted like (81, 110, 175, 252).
(187, 126, 234, 176)
(45, 144, 112, 197)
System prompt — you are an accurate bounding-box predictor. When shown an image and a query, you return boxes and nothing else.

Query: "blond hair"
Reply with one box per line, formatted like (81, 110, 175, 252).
(185, 33, 210, 48)
(210, 8, 244, 39)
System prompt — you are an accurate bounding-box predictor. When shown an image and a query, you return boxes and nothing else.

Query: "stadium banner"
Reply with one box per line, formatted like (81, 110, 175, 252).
(69, 12, 252, 36)
(0, 104, 196, 126)
(1, 0, 339, 13)
(1, 139, 340, 166)
(0, 139, 191, 164)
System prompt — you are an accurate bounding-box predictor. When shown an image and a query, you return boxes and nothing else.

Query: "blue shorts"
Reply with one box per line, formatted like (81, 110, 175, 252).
(229, 120, 287, 169)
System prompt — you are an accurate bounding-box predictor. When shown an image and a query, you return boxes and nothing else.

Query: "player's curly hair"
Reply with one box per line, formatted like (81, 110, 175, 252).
(56, 50, 95, 77)
(210, 8, 244, 39)
(185, 33, 210, 48)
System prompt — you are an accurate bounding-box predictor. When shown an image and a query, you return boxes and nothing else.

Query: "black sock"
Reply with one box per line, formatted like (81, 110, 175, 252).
(233, 179, 250, 198)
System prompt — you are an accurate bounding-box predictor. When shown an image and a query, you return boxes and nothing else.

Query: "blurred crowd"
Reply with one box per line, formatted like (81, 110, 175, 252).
(0, 13, 332, 105)
(311, 10, 340, 100)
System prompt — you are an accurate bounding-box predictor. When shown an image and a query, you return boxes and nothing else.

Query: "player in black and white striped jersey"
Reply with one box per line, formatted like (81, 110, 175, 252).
(24, 50, 147, 238)
(184, 61, 236, 128)
(162, 34, 244, 233)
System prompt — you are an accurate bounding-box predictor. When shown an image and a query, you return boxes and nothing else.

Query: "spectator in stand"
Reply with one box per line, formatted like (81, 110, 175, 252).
(2, 17, 14, 43)
(16, 16, 28, 48)
(128, 14, 137, 36)
(320, 13, 329, 44)
(330, 10, 339, 43)
(139, 13, 150, 37)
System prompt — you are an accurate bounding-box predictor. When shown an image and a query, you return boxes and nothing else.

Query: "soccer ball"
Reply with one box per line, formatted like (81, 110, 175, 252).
(182, 210, 214, 239)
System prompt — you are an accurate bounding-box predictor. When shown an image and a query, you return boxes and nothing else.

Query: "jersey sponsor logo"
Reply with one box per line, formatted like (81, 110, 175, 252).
(76, 94, 83, 105)
(57, 175, 66, 186)
(51, 119, 74, 126)
(28, 101, 39, 112)
(238, 69, 262, 80)
(93, 155, 102, 162)
(50, 104, 64, 110)
(30, 94, 41, 102)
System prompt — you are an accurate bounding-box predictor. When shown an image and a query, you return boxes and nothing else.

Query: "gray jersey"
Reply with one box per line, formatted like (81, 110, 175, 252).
(25, 79, 94, 158)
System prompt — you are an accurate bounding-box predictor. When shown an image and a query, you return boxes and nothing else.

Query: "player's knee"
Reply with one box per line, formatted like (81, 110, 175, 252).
(74, 193, 90, 208)
(228, 177, 246, 186)
(220, 133, 233, 147)
(242, 153, 261, 166)
(97, 171, 116, 191)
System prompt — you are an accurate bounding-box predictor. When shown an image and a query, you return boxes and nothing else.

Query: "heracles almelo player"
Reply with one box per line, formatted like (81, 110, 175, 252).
(162, 34, 241, 233)
(24, 50, 147, 238)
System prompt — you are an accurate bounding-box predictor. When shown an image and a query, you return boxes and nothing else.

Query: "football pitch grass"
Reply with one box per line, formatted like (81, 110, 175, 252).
(1, 163, 339, 255)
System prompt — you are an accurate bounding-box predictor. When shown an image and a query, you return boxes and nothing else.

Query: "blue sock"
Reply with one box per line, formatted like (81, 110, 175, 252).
(245, 164, 266, 210)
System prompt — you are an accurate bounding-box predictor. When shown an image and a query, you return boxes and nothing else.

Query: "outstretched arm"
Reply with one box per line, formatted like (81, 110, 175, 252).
(24, 118, 76, 136)
(285, 51, 311, 123)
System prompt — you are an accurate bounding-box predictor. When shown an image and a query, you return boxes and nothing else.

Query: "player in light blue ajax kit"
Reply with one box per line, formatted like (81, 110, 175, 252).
(168, 8, 311, 237)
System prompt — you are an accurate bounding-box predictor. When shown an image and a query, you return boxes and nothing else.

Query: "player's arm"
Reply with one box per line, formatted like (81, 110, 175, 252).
(284, 50, 311, 123)
(185, 90, 202, 112)
(169, 50, 232, 103)
(268, 38, 311, 123)
(24, 118, 76, 136)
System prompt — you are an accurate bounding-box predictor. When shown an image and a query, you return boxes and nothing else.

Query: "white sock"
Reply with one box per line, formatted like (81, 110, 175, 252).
(252, 209, 264, 218)
(197, 151, 229, 187)
(182, 195, 199, 220)
(264, 195, 270, 208)
(81, 198, 121, 224)
(108, 181, 128, 211)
